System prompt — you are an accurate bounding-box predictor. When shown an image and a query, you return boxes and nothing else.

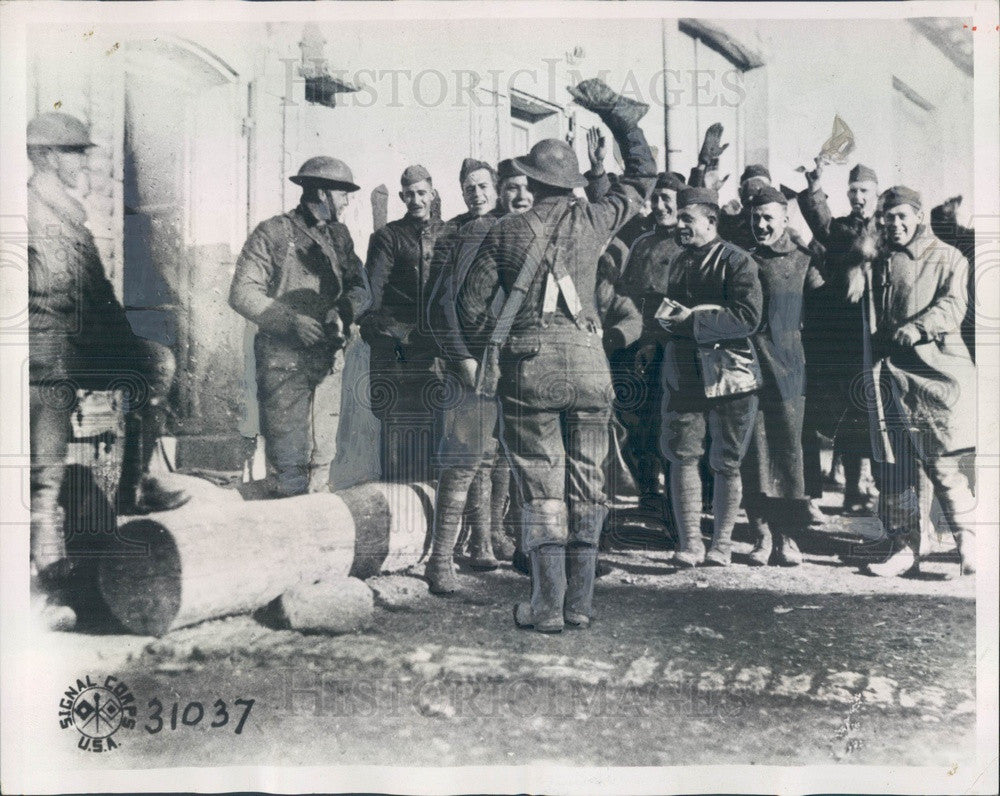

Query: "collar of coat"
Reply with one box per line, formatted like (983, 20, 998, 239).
(29, 172, 88, 227)
(889, 225, 934, 260)
(754, 230, 797, 255)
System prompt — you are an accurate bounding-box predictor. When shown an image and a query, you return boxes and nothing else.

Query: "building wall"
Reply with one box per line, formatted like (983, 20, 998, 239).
(27, 17, 975, 468)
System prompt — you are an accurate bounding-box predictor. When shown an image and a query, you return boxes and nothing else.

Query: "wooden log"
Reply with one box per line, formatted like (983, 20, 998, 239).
(97, 475, 433, 636)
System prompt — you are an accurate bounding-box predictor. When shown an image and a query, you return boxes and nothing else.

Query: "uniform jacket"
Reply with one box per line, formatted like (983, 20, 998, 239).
(872, 226, 976, 455)
(719, 204, 757, 251)
(28, 172, 138, 381)
(657, 237, 763, 399)
(458, 124, 656, 363)
(229, 203, 369, 360)
(748, 232, 824, 401)
(426, 209, 503, 364)
(360, 215, 446, 358)
(618, 225, 684, 345)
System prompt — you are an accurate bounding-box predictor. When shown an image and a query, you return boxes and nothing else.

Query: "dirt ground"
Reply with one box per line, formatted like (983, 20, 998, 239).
(35, 486, 978, 772)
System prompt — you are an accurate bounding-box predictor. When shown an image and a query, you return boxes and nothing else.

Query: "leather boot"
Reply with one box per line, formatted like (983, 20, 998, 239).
(564, 543, 598, 628)
(489, 460, 515, 561)
(466, 466, 499, 570)
(747, 516, 772, 567)
(772, 532, 803, 567)
(867, 529, 919, 577)
(953, 530, 976, 576)
(425, 467, 474, 595)
(514, 544, 566, 633)
(118, 406, 189, 515)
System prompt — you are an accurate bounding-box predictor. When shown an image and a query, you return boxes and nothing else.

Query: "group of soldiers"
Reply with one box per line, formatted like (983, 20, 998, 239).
(27, 76, 978, 635)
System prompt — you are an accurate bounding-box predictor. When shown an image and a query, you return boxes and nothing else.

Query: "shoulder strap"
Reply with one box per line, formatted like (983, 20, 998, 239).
(488, 203, 572, 346)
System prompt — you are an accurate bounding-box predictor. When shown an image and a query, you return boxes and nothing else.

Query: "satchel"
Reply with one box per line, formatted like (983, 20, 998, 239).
(698, 338, 764, 399)
(677, 243, 763, 399)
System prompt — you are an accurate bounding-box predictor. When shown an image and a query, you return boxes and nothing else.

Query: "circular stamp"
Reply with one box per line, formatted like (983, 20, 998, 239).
(58, 675, 136, 752)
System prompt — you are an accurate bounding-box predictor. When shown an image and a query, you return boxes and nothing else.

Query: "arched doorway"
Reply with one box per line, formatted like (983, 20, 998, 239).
(121, 38, 250, 467)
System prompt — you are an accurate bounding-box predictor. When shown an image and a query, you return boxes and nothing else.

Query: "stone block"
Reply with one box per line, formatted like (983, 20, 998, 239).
(276, 578, 374, 635)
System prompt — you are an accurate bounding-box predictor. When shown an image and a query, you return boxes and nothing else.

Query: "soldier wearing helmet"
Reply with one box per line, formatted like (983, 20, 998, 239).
(229, 156, 370, 497)
(27, 112, 190, 630)
(459, 78, 655, 633)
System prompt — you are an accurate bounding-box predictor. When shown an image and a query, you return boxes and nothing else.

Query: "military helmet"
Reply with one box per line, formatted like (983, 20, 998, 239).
(27, 112, 96, 149)
(289, 156, 360, 192)
(512, 139, 588, 190)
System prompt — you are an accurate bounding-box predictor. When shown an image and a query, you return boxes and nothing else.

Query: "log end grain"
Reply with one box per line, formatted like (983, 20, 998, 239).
(97, 519, 182, 637)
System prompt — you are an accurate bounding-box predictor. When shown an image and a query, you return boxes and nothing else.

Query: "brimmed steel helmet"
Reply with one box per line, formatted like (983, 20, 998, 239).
(512, 139, 587, 190)
(27, 112, 96, 149)
(289, 156, 360, 192)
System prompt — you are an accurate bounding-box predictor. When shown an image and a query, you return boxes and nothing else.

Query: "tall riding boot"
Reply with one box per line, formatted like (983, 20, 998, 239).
(564, 543, 598, 628)
(466, 464, 499, 570)
(513, 500, 567, 632)
(425, 466, 475, 595)
(514, 544, 567, 633)
(704, 472, 741, 566)
(669, 463, 705, 567)
(564, 502, 607, 627)
(489, 458, 515, 561)
(118, 404, 189, 515)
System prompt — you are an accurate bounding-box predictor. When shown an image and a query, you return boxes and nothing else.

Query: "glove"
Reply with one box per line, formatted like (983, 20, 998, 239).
(568, 78, 649, 128)
(698, 123, 728, 169)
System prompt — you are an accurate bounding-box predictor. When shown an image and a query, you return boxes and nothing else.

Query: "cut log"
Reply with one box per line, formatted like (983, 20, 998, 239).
(97, 475, 432, 636)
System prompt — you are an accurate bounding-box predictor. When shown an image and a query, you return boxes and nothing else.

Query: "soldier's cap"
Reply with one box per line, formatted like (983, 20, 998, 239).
(289, 156, 360, 192)
(882, 185, 922, 212)
(401, 164, 433, 188)
(654, 171, 687, 192)
(740, 164, 771, 184)
(27, 112, 95, 149)
(677, 186, 719, 210)
(747, 185, 788, 207)
(849, 163, 878, 185)
(459, 158, 496, 186)
(497, 158, 519, 183)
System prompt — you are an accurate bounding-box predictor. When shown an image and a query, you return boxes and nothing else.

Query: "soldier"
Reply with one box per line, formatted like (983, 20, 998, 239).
(423, 158, 508, 593)
(27, 112, 189, 629)
(611, 171, 687, 514)
(229, 156, 369, 497)
(863, 187, 976, 578)
(718, 165, 773, 251)
(798, 161, 880, 514)
(360, 165, 447, 483)
(655, 187, 763, 567)
(459, 78, 655, 633)
(742, 186, 825, 566)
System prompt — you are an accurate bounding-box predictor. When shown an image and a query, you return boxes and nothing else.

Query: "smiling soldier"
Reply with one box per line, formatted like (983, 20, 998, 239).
(863, 186, 977, 578)
(742, 186, 825, 567)
(655, 187, 763, 568)
(360, 165, 447, 483)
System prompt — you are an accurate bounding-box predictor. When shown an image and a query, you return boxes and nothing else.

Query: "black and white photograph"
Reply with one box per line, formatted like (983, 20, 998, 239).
(0, 2, 997, 793)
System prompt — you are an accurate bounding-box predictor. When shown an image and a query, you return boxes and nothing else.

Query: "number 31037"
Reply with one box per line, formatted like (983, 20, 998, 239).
(145, 698, 254, 734)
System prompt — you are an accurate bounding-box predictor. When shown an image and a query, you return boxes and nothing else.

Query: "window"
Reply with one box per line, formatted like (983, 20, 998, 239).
(508, 89, 562, 154)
